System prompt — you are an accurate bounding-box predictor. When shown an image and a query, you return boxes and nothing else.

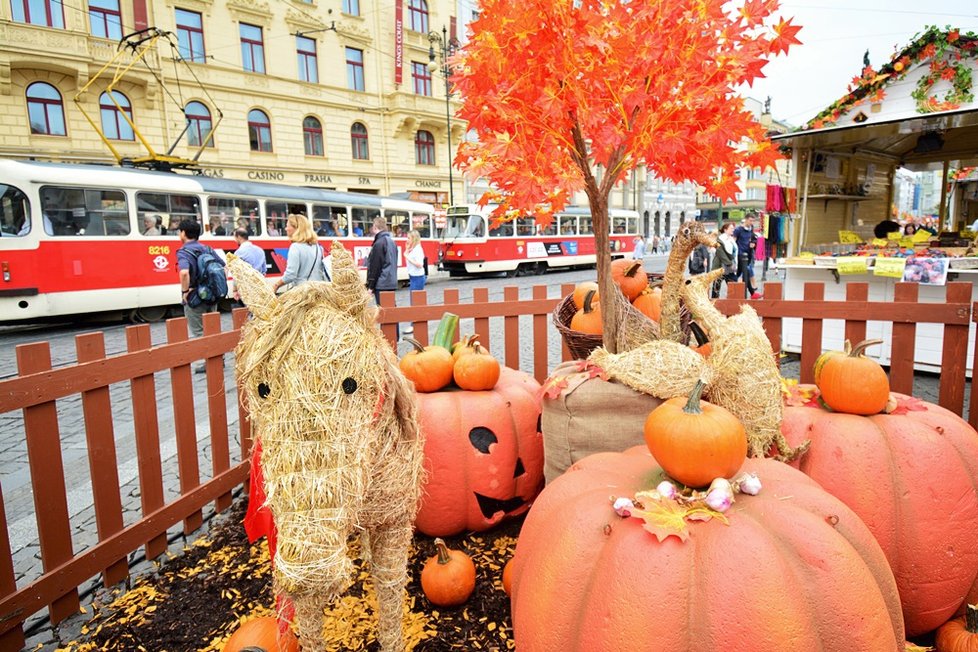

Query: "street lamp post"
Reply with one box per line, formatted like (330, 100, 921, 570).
(428, 26, 459, 207)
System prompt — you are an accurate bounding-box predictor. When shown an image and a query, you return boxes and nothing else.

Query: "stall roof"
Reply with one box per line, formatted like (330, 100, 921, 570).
(771, 26, 978, 171)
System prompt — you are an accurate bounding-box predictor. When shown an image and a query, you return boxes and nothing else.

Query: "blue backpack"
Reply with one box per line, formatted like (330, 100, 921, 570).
(191, 247, 227, 306)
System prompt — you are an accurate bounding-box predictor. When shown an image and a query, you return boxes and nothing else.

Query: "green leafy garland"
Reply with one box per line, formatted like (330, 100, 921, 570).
(912, 57, 975, 113)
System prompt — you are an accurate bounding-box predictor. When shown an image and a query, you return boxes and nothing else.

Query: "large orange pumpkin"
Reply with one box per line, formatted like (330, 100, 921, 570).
(223, 616, 299, 652)
(782, 389, 978, 636)
(510, 448, 905, 651)
(937, 604, 978, 652)
(813, 339, 889, 415)
(610, 258, 649, 300)
(643, 380, 746, 488)
(415, 366, 544, 536)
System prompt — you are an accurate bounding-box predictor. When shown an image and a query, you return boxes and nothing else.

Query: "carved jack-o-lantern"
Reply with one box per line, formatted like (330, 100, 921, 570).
(415, 366, 544, 536)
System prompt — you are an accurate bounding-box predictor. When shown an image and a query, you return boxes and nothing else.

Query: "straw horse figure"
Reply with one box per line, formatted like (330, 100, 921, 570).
(228, 242, 424, 652)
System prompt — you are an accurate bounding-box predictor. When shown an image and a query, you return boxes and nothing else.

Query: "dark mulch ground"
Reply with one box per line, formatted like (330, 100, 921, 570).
(58, 500, 521, 651)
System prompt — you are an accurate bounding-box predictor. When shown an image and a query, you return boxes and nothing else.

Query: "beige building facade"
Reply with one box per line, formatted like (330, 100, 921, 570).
(0, 0, 463, 204)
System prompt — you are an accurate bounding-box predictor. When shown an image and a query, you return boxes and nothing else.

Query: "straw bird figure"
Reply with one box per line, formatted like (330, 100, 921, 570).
(228, 242, 424, 652)
(658, 221, 717, 344)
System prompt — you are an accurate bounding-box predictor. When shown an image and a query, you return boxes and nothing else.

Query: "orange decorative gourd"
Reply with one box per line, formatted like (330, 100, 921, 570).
(572, 281, 600, 309)
(502, 558, 514, 596)
(510, 448, 905, 651)
(643, 380, 747, 488)
(399, 337, 455, 392)
(937, 604, 978, 652)
(421, 538, 477, 607)
(631, 286, 662, 322)
(610, 258, 649, 300)
(453, 342, 501, 391)
(223, 616, 299, 652)
(782, 389, 978, 636)
(415, 367, 543, 536)
(570, 289, 602, 334)
(814, 339, 889, 414)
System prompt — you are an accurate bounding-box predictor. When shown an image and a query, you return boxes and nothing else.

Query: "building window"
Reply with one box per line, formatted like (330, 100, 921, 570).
(248, 109, 272, 152)
(351, 122, 369, 160)
(11, 0, 64, 27)
(185, 101, 213, 147)
(89, 0, 122, 40)
(407, 0, 428, 33)
(296, 35, 318, 83)
(26, 82, 66, 136)
(415, 130, 435, 166)
(99, 91, 134, 140)
(411, 61, 432, 96)
(342, 0, 359, 16)
(240, 23, 265, 74)
(303, 116, 324, 156)
(346, 47, 365, 91)
(175, 9, 206, 63)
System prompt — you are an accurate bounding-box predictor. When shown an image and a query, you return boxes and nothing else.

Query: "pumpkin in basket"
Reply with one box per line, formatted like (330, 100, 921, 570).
(572, 281, 600, 309)
(610, 258, 649, 300)
(781, 388, 978, 636)
(509, 448, 905, 651)
(570, 289, 602, 334)
(631, 286, 661, 322)
(415, 366, 543, 536)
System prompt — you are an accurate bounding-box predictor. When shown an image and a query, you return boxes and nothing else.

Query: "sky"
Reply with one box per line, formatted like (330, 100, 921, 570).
(741, 0, 978, 127)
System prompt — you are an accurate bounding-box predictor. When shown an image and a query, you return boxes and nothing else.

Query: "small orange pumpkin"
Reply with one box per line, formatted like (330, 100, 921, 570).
(632, 286, 662, 321)
(936, 603, 978, 652)
(399, 337, 455, 393)
(572, 281, 600, 309)
(453, 341, 501, 391)
(814, 339, 889, 415)
(223, 616, 299, 652)
(502, 558, 514, 596)
(451, 334, 481, 364)
(610, 258, 649, 301)
(420, 538, 477, 607)
(570, 289, 602, 334)
(643, 379, 747, 488)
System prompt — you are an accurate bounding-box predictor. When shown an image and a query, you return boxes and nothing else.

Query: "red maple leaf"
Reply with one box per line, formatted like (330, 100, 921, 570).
(887, 395, 929, 416)
(769, 17, 802, 55)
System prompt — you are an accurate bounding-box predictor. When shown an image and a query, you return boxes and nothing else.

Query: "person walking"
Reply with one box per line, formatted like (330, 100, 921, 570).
(177, 219, 225, 373)
(404, 229, 426, 293)
(710, 221, 738, 299)
(366, 216, 397, 306)
(688, 242, 710, 275)
(632, 234, 646, 260)
(271, 214, 326, 293)
(733, 216, 760, 298)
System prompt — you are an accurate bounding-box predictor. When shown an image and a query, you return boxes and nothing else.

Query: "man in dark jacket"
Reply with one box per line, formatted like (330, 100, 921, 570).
(733, 215, 760, 298)
(366, 216, 397, 306)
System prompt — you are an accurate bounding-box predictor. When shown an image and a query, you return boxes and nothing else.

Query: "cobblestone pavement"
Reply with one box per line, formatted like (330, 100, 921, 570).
(1, 255, 969, 648)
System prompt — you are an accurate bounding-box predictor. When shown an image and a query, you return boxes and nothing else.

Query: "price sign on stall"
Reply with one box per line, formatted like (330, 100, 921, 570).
(838, 230, 863, 244)
(836, 256, 868, 275)
(873, 257, 907, 278)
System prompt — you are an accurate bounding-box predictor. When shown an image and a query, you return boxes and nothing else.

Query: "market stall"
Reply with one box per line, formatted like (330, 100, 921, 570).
(771, 26, 978, 371)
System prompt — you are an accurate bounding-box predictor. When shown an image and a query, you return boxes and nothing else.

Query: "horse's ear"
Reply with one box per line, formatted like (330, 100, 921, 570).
(327, 241, 371, 318)
(227, 254, 280, 321)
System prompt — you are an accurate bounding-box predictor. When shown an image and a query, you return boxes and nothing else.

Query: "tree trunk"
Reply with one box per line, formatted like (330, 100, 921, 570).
(583, 179, 621, 353)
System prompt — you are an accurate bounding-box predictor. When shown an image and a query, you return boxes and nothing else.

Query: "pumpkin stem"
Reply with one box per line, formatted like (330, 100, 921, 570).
(404, 337, 427, 354)
(683, 379, 707, 414)
(850, 339, 884, 358)
(583, 289, 598, 314)
(434, 538, 453, 565)
(624, 261, 642, 278)
(689, 321, 709, 347)
(966, 603, 978, 634)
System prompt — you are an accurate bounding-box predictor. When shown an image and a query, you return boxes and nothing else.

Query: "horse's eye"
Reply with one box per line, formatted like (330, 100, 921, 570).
(342, 377, 358, 394)
(258, 383, 271, 399)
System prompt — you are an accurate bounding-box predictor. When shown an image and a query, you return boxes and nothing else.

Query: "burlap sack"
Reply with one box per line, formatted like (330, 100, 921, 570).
(542, 361, 663, 483)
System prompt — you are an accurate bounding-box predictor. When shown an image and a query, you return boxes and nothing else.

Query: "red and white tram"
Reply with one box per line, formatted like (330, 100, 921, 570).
(438, 204, 640, 276)
(0, 159, 438, 322)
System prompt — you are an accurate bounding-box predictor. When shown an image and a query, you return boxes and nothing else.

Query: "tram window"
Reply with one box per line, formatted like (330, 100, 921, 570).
(515, 218, 535, 236)
(351, 207, 378, 237)
(558, 216, 577, 235)
(540, 220, 557, 236)
(312, 204, 345, 237)
(411, 211, 431, 237)
(40, 186, 129, 236)
(387, 210, 410, 237)
(627, 217, 638, 233)
(0, 184, 30, 237)
(579, 216, 594, 235)
(612, 218, 627, 234)
(136, 192, 200, 236)
(208, 197, 260, 236)
(489, 219, 513, 237)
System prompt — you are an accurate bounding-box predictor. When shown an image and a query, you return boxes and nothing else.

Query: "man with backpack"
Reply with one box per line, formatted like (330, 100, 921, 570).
(177, 219, 227, 373)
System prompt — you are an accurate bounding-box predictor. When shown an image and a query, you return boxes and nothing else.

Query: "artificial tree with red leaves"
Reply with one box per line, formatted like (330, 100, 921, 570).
(453, 0, 801, 352)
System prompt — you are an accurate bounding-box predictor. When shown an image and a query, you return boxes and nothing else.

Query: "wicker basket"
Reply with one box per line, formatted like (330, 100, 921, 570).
(553, 293, 604, 360)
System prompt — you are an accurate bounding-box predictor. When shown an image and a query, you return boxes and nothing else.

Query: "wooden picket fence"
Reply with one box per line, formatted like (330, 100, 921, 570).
(0, 280, 973, 650)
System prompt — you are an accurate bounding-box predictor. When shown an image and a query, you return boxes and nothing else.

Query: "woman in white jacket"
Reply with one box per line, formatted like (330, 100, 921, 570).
(405, 229, 426, 292)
